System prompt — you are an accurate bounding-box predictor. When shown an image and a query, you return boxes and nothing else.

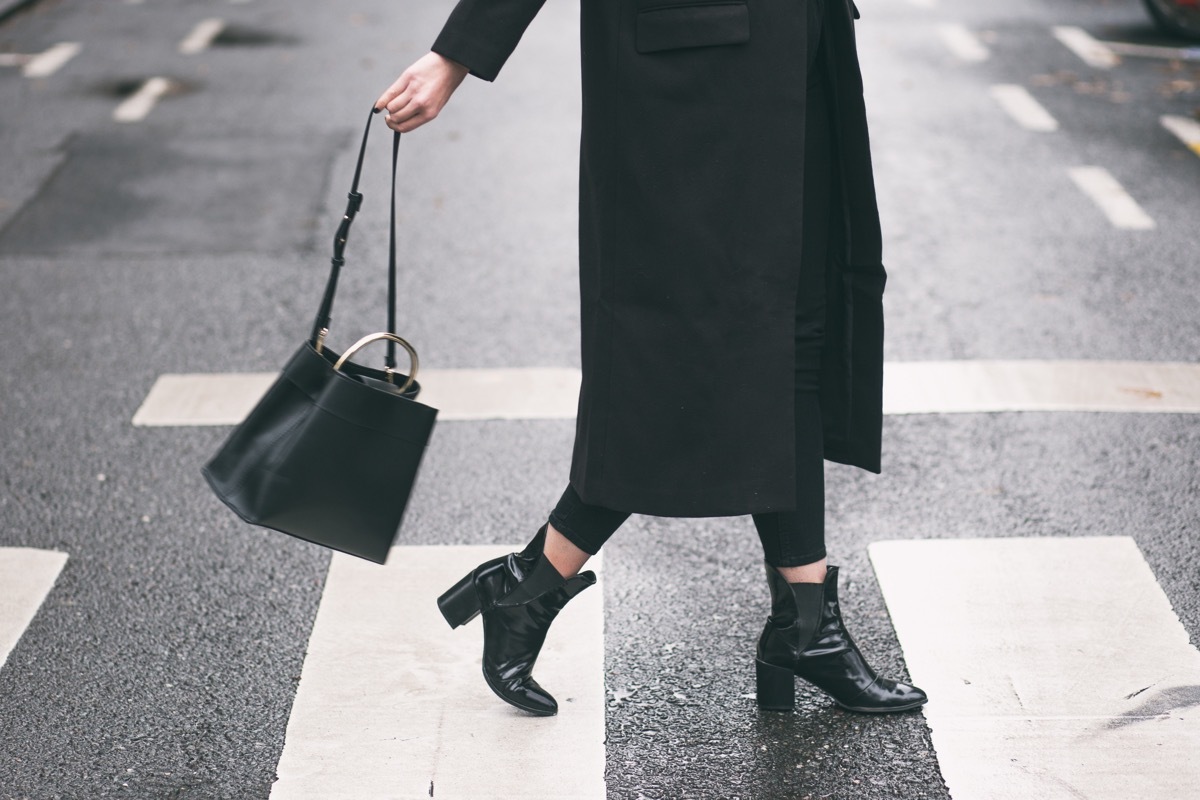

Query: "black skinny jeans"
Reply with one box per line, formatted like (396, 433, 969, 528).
(550, 1, 836, 568)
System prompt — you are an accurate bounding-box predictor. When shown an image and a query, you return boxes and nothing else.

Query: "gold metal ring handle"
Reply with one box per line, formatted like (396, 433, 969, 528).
(333, 332, 419, 395)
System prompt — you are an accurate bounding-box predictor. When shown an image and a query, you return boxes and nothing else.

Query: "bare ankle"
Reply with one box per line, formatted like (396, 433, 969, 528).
(543, 523, 590, 578)
(777, 558, 827, 584)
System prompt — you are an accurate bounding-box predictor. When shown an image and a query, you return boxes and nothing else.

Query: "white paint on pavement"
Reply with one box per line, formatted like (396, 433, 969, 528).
(22, 42, 81, 78)
(870, 537, 1200, 800)
(178, 19, 225, 55)
(989, 84, 1059, 132)
(133, 372, 275, 426)
(131, 367, 582, 426)
(1162, 114, 1200, 157)
(908, 0, 937, 8)
(883, 361, 1200, 414)
(0, 549, 69, 671)
(1053, 25, 1119, 69)
(1068, 166, 1156, 230)
(134, 361, 1200, 426)
(270, 546, 605, 800)
(1107, 40, 1200, 62)
(113, 77, 172, 123)
(937, 23, 990, 63)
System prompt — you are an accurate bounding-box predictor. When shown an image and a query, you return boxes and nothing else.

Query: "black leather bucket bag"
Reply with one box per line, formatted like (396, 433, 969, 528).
(203, 108, 437, 564)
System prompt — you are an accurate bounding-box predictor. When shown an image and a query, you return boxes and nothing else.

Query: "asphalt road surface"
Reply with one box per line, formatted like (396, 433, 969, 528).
(1, 0, 1198, 798)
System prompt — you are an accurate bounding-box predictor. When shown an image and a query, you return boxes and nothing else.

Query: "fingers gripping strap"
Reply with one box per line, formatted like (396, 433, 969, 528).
(310, 107, 403, 354)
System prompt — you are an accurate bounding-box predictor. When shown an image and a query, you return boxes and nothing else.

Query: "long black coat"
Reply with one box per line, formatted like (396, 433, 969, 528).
(433, 0, 886, 517)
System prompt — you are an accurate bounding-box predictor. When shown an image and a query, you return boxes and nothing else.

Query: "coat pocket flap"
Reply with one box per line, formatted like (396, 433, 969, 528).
(636, 4, 750, 54)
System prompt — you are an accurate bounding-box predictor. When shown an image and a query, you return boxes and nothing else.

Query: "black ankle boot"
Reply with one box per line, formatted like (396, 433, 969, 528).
(437, 525, 596, 716)
(756, 562, 927, 714)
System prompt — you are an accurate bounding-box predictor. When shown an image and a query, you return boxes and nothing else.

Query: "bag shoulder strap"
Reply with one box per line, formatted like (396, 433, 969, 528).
(310, 107, 402, 369)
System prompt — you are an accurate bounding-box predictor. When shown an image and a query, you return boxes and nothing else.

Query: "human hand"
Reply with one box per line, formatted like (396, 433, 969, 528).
(375, 52, 470, 133)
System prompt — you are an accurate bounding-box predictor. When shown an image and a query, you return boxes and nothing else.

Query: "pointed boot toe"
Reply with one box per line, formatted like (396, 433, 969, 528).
(483, 670, 559, 716)
(835, 677, 928, 714)
(440, 525, 595, 716)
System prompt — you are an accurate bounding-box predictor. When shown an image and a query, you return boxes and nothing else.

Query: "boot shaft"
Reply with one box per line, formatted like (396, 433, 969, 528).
(758, 562, 829, 662)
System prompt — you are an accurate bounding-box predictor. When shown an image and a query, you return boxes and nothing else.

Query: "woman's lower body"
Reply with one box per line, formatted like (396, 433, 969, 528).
(436, 0, 925, 717)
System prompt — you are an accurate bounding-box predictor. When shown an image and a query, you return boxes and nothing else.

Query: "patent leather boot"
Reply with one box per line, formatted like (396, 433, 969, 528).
(756, 563, 927, 714)
(437, 525, 596, 716)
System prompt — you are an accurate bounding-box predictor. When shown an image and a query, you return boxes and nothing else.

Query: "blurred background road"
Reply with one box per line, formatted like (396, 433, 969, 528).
(1, 0, 1198, 798)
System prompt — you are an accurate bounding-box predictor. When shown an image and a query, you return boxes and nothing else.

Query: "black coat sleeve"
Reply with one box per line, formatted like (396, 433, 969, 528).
(431, 0, 549, 82)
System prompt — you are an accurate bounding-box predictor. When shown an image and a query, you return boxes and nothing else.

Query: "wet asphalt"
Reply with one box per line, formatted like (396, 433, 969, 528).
(0, 0, 1198, 797)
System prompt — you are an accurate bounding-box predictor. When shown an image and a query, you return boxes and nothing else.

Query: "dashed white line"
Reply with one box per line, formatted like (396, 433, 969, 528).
(1068, 166, 1156, 230)
(113, 77, 172, 123)
(871, 537, 1200, 800)
(989, 84, 1059, 132)
(937, 23, 990, 63)
(1052, 25, 1119, 69)
(0, 548, 69, 671)
(178, 18, 225, 55)
(21, 42, 81, 78)
(1162, 114, 1200, 157)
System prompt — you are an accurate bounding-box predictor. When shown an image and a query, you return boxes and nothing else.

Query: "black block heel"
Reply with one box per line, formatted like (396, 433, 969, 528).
(756, 658, 795, 711)
(437, 571, 482, 629)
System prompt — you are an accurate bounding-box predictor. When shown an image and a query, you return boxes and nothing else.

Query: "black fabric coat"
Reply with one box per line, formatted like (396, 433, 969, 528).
(432, 0, 887, 517)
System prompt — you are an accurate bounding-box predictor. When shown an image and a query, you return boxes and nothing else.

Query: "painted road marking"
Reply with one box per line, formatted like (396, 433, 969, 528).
(883, 361, 1200, 414)
(131, 367, 582, 426)
(1107, 40, 1200, 62)
(937, 23, 990, 63)
(989, 84, 1059, 132)
(1162, 114, 1200, 157)
(0, 548, 69, 671)
(1068, 166, 1156, 230)
(270, 546, 605, 800)
(178, 19, 225, 55)
(113, 77, 172, 123)
(21, 42, 81, 78)
(870, 537, 1200, 800)
(132, 361, 1200, 427)
(1053, 26, 1119, 69)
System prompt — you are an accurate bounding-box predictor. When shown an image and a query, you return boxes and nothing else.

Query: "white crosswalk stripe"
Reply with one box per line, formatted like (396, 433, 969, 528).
(0, 548, 69, 672)
(871, 537, 1200, 800)
(131, 367, 583, 426)
(132, 361, 1200, 427)
(884, 361, 1200, 414)
(270, 546, 606, 800)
